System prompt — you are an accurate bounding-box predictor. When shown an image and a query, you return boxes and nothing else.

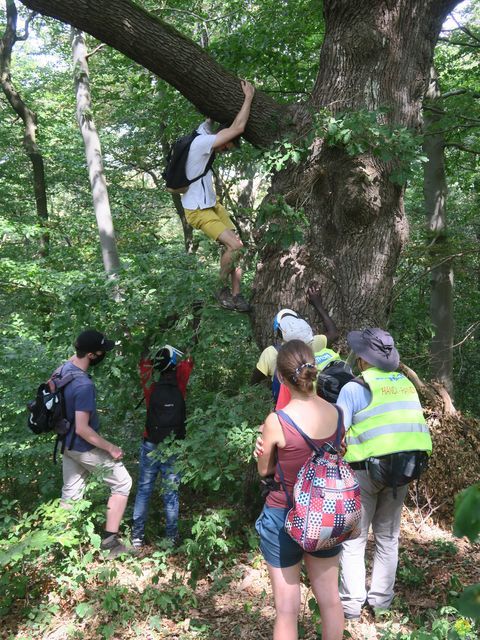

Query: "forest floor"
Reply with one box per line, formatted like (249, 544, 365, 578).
(3, 509, 479, 640)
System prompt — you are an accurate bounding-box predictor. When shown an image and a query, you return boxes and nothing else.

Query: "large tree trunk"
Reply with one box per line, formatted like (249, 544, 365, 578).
(21, 0, 460, 343)
(71, 28, 120, 276)
(1, 0, 49, 256)
(423, 69, 454, 395)
(252, 0, 459, 347)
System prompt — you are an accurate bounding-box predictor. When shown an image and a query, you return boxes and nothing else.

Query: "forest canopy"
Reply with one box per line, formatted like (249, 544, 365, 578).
(1, 0, 479, 638)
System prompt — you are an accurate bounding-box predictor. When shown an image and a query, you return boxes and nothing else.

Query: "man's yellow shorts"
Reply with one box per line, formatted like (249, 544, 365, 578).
(184, 201, 235, 241)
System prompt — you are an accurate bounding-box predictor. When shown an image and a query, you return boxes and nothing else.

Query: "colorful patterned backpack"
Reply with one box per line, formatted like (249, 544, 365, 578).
(276, 409, 361, 552)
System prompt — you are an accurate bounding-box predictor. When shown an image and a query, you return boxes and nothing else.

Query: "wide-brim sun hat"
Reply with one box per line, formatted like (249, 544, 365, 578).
(347, 328, 400, 372)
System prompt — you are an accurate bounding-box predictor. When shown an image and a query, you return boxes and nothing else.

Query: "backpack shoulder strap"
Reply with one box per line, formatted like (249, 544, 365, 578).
(332, 405, 344, 450)
(276, 410, 321, 454)
(51, 368, 86, 391)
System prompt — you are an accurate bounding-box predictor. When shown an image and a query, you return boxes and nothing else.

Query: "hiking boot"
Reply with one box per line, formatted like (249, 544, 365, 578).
(215, 287, 236, 310)
(232, 293, 251, 312)
(100, 534, 134, 557)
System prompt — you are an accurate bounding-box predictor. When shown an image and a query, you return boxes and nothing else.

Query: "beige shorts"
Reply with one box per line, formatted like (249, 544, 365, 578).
(62, 447, 132, 501)
(184, 201, 235, 241)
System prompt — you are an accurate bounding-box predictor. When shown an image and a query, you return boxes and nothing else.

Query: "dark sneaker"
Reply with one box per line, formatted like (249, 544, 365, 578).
(215, 287, 236, 310)
(233, 293, 251, 312)
(100, 534, 134, 557)
(131, 537, 145, 549)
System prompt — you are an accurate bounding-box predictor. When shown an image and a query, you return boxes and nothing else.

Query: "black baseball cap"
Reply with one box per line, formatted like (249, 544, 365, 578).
(75, 329, 115, 353)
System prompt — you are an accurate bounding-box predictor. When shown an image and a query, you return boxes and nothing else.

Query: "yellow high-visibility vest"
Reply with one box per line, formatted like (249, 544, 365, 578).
(314, 348, 342, 372)
(344, 367, 432, 463)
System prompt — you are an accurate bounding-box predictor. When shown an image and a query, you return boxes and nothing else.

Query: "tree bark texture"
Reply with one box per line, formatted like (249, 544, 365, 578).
(20, 0, 461, 345)
(1, 0, 49, 256)
(71, 28, 120, 276)
(252, 0, 460, 346)
(423, 70, 454, 395)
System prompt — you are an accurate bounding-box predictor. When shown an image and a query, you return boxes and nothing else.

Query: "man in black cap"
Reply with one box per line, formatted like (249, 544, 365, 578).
(336, 329, 432, 619)
(60, 329, 133, 557)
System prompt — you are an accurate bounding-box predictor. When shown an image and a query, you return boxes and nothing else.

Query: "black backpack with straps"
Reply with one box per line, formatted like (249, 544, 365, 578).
(145, 378, 186, 444)
(162, 131, 216, 194)
(317, 360, 355, 403)
(27, 366, 85, 461)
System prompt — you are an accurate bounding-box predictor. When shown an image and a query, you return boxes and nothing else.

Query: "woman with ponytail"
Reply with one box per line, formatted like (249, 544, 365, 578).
(255, 339, 344, 640)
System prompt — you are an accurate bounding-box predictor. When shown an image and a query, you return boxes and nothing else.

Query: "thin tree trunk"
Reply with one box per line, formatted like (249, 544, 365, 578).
(71, 27, 120, 276)
(423, 69, 454, 395)
(171, 193, 198, 254)
(1, 0, 49, 256)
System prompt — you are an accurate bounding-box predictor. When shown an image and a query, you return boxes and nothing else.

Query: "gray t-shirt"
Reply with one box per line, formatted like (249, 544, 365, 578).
(336, 380, 372, 429)
(60, 361, 99, 452)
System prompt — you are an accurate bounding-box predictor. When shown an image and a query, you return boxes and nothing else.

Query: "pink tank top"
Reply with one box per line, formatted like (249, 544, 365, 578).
(265, 410, 342, 509)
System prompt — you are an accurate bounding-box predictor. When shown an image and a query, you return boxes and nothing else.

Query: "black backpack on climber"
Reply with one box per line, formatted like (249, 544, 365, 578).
(162, 131, 216, 194)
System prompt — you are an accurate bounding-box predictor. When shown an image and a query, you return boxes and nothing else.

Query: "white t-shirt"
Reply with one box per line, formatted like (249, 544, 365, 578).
(181, 121, 217, 210)
(336, 381, 371, 429)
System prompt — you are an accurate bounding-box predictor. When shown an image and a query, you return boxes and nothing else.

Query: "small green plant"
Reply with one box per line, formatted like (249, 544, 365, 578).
(183, 508, 241, 586)
(428, 538, 458, 558)
(141, 580, 197, 618)
(379, 606, 478, 640)
(306, 596, 322, 635)
(397, 552, 425, 587)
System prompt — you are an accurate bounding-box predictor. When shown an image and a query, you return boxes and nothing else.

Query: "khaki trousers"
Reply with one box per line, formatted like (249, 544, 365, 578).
(339, 470, 408, 617)
(62, 447, 132, 501)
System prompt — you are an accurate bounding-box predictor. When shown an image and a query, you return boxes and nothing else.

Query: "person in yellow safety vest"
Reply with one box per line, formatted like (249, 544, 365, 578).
(336, 328, 432, 620)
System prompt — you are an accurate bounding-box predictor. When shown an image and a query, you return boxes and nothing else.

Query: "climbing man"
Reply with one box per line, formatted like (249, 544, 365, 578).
(181, 80, 255, 312)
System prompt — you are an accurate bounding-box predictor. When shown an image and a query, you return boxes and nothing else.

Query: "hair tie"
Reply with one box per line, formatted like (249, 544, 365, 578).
(291, 362, 316, 383)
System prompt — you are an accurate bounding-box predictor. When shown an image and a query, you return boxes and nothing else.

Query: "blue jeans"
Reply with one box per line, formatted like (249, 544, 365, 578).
(132, 441, 180, 540)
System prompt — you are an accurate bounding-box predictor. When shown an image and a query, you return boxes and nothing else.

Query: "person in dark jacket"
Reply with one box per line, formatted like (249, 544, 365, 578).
(131, 345, 193, 548)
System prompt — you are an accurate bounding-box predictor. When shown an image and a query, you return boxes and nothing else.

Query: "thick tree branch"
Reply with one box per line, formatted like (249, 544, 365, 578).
(19, 0, 292, 147)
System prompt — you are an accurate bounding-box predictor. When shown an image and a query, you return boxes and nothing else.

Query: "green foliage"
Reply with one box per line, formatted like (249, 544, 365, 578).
(428, 539, 458, 559)
(183, 508, 242, 586)
(255, 196, 308, 250)
(453, 484, 480, 621)
(141, 579, 197, 617)
(397, 553, 426, 587)
(379, 607, 478, 640)
(169, 386, 268, 496)
(317, 109, 428, 185)
(0, 494, 103, 616)
(453, 484, 480, 543)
